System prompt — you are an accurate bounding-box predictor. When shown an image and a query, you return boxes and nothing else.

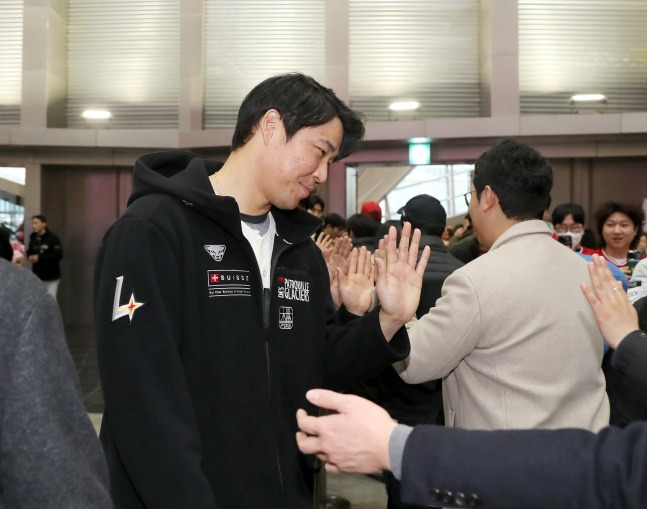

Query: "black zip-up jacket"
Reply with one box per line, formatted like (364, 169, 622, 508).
(94, 151, 410, 509)
(27, 229, 63, 281)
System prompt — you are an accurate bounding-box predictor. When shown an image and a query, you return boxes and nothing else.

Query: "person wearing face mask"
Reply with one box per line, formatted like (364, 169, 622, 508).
(552, 203, 628, 293)
(551, 203, 588, 252)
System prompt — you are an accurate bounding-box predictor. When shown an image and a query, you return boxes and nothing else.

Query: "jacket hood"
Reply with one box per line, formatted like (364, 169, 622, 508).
(128, 150, 322, 243)
(129, 150, 224, 208)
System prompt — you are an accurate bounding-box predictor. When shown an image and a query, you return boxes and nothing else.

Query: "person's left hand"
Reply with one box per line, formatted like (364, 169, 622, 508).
(296, 389, 396, 474)
(374, 222, 430, 340)
(581, 254, 639, 349)
(337, 246, 375, 315)
(328, 267, 342, 310)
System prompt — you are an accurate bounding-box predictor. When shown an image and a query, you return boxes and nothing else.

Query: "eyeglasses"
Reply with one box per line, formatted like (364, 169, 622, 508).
(554, 224, 584, 234)
(463, 190, 476, 207)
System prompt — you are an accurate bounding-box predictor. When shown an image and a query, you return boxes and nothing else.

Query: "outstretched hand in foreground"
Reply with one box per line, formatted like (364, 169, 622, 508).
(581, 254, 639, 349)
(296, 389, 394, 474)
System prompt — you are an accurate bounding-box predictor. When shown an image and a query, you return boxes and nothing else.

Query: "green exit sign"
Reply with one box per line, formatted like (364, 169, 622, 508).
(409, 143, 431, 165)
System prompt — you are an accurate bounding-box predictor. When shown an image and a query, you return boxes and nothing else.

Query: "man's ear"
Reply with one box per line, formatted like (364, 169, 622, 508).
(480, 185, 499, 213)
(260, 109, 282, 144)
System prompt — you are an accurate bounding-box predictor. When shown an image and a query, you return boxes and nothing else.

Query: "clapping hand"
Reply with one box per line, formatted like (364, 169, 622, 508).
(337, 246, 375, 316)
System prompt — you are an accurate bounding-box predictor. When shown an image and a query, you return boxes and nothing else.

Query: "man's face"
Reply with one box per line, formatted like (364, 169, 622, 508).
(261, 117, 342, 210)
(32, 218, 46, 235)
(554, 213, 584, 251)
(602, 212, 638, 253)
(309, 204, 324, 218)
(323, 225, 345, 240)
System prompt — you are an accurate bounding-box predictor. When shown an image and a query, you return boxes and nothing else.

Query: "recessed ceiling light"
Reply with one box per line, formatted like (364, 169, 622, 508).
(570, 94, 606, 103)
(81, 109, 111, 120)
(389, 101, 420, 111)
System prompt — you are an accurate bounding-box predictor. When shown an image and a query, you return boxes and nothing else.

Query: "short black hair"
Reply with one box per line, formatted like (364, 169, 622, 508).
(347, 213, 378, 238)
(420, 222, 446, 237)
(32, 214, 47, 223)
(552, 203, 585, 225)
(375, 220, 402, 245)
(401, 216, 445, 236)
(309, 194, 325, 210)
(231, 73, 365, 161)
(323, 213, 346, 229)
(473, 138, 553, 221)
(594, 201, 645, 249)
(297, 197, 310, 210)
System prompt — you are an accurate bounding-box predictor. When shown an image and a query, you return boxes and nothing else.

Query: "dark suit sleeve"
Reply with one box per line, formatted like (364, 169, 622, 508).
(320, 257, 410, 391)
(611, 330, 647, 394)
(400, 423, 647, 508)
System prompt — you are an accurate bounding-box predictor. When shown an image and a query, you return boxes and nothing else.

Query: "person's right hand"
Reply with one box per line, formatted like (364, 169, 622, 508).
(581, 254, 639, 349)
(296, 389, 396, 474)
(327, 235, 352, 276)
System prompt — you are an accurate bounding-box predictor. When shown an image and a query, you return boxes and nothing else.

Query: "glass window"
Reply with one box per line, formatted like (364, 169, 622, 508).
(383, 163, 474, 221)
(0, 166, 25, 186)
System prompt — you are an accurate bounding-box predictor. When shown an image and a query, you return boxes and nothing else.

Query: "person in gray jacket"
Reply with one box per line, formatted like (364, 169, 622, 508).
(0, 259, 112, 509)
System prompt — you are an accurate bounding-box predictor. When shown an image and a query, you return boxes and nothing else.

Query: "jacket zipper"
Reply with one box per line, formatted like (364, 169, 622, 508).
(264, 236, 291, 494)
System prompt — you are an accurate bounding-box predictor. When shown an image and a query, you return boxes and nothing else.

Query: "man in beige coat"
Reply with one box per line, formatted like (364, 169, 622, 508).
(397, 138, 609, 432)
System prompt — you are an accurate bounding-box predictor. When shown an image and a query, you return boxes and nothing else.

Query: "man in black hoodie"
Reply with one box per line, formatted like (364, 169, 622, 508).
(27, 214, 63, 298)
(94, 72, 429, 509)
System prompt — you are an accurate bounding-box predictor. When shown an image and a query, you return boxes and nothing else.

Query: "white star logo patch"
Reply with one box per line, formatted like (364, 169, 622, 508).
(112, 276, 145, 322)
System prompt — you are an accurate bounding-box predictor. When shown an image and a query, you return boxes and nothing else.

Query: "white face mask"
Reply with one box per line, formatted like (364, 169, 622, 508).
(558, 231, 583, 249)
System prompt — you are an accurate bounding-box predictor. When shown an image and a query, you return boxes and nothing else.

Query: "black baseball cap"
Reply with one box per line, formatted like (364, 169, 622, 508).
(397, 194, 447, 229)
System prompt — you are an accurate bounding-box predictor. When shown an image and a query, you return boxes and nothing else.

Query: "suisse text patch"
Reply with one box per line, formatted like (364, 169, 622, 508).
(207, 270, 251, 297)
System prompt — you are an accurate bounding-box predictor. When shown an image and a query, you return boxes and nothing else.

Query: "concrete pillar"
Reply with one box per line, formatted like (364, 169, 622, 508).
(22, 0, 68, 128)
(480, 0, 519, 117)
(324, 0, 350, 215)
(179, 0, 204, 132)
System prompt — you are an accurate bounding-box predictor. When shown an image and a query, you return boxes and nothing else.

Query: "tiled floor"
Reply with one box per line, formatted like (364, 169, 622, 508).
(66, 326, 104, 413)
(327, 473, 388, 508)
